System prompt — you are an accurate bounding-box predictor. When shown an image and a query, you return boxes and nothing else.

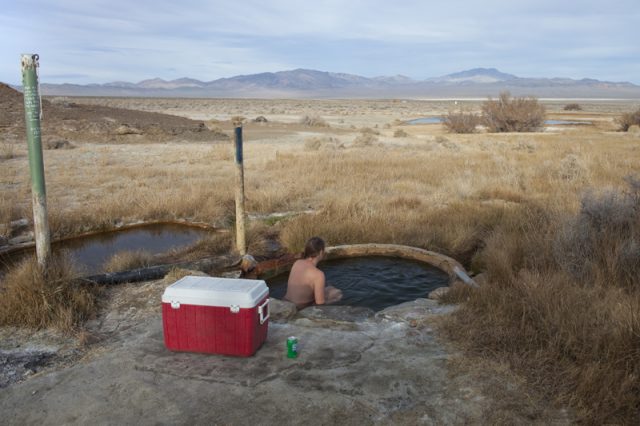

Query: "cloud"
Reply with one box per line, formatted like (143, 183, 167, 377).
(1, 0, 638, 84)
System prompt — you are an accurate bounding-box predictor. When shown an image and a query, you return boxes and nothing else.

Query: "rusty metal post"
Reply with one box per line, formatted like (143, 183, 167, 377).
(21, 53, 51, 270)
(233, 121, 247, 256)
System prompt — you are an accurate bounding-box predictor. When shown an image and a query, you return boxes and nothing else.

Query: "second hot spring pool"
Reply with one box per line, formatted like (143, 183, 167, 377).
(266, 256, 450, 311)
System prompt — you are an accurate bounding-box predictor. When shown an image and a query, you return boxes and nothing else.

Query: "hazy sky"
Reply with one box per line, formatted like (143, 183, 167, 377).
(1, 0, 639, 85)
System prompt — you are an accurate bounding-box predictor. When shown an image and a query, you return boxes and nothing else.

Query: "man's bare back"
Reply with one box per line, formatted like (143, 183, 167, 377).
(283, 237, 342, 309)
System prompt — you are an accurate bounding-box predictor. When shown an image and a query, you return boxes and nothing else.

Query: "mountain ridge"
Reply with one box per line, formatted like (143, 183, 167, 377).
(18, 68, 640, 99)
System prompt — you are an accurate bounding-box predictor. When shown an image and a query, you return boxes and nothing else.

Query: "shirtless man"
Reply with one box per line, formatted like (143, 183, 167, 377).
(284, 237, 343, 309)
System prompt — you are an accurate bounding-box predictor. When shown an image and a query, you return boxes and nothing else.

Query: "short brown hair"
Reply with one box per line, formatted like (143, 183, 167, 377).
(302, 236, 325, 259)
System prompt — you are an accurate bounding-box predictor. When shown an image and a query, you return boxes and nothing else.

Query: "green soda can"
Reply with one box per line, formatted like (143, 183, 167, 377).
(287, 336, 298, 358)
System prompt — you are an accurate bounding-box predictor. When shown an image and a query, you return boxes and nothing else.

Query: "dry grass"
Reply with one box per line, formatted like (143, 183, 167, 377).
(352, 132, 379, 147)
(304, 136, 343, 151)
(0, 193, 21, 238)
(439, 184, 640, 424)
(0, 253, 97, 331)
(359, 127, 380, 136)
(1, 98, 639, 422)
(44, 139, 75, 150)
(165, 232, 233, 262)
(1, 142, 18, 160)
(482, 92, 546, 132)
(102, 249, 155, 273)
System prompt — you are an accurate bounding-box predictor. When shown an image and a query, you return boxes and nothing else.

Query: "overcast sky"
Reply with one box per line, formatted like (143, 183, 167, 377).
(1, 0, 639, 85)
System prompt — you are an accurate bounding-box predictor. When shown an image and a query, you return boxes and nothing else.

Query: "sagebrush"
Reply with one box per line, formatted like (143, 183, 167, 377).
(442, 110, 480, 133)
(616, 108, 640, 131)
(482, 92, 546, 132)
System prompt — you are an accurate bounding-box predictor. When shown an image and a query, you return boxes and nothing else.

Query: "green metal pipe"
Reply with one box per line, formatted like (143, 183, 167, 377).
(233, 123, 246, 255)
(21, 53, 51, 269)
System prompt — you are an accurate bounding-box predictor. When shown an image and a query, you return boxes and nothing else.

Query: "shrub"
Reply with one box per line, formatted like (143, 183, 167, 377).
(304, 136, 342, 151)
(433, 135, 459, 151)
(442, 110, 481, 133)
(563, 103, 582, 111)
(299, 115, 329, 127)
(482, 92, 546, 132)
(0, 253, 97, 331)
(352, 133, 378, 147)
(0, 142, 17, 160)
(44, 140, 75, 150)
(359, 127, 380, 135)
(554, 176, 640, 289)
(393, 129, 409, 138)
(616, 108, 640, 132)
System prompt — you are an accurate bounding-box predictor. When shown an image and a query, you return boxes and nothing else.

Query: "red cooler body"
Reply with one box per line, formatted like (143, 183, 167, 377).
(162, 276, 269, 357)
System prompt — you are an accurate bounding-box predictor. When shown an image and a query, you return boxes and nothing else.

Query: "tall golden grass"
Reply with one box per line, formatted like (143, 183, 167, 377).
(438, 182, 640, 424)
(0, 253, 97, 331)
(102, 249, 155, 273)
(1, 98, 639, 421)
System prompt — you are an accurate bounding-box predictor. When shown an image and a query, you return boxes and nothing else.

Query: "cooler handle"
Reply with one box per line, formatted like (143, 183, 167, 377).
(258, 298, 270, 324)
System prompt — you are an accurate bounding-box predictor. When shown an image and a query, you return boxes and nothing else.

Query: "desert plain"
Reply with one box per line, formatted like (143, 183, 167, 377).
(1, 87, 639, 424)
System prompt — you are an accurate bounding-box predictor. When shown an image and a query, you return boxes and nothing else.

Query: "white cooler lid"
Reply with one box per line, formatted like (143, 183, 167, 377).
(162, 276, 268, 308)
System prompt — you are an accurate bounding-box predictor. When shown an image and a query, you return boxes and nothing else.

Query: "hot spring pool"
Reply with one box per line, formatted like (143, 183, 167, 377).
(0, 224, 213, 275)
(266, 256, 450, 311)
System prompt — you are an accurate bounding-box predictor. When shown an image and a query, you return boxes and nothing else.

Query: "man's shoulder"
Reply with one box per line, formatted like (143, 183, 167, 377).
(312, 267, 325, 280)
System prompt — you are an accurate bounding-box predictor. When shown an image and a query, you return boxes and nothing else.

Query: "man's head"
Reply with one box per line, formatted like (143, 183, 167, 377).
(302, 236, 325, 260)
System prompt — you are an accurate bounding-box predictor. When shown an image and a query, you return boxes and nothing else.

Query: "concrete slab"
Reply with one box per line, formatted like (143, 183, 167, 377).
(0, 304, 486, 425)
(0, 278, 567, 425)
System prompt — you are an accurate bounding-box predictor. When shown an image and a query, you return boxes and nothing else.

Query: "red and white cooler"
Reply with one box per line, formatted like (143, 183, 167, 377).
(162, 276, 269, 357)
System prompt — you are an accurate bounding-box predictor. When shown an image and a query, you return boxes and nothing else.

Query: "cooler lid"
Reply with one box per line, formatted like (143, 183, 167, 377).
(162, 276, 268, 308)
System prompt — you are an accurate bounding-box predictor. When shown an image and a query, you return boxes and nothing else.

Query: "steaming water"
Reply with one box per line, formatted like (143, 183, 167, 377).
(267, 256, 449, 311)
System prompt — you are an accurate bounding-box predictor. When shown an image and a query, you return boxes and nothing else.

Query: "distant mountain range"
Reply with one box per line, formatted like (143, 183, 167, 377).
(25, 68, 640, 98)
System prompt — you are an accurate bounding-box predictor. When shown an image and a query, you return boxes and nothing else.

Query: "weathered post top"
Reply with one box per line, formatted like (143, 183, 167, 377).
(21, 53, 39, 68)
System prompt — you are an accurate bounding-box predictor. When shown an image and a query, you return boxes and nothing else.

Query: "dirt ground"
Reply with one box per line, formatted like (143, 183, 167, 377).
(0, 83, 228, 146)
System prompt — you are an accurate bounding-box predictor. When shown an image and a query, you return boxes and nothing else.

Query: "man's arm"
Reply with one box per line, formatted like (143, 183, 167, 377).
(313, 271, 326, 305)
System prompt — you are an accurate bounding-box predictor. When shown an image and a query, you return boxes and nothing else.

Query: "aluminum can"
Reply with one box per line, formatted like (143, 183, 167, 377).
(287, 336, 298, 358)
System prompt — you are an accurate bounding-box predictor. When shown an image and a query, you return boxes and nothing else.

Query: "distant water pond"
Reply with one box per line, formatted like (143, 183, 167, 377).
(406, 117, 592, 126)
(545, 119, 592, 125)
(406, 117, 443, 124)
(0, 224, 213, 275)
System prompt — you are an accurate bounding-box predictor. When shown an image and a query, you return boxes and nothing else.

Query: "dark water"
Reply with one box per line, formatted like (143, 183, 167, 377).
(266, 256, 449, 311)
(406, 117, 592, 126)
(0, 224, 211, 275)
